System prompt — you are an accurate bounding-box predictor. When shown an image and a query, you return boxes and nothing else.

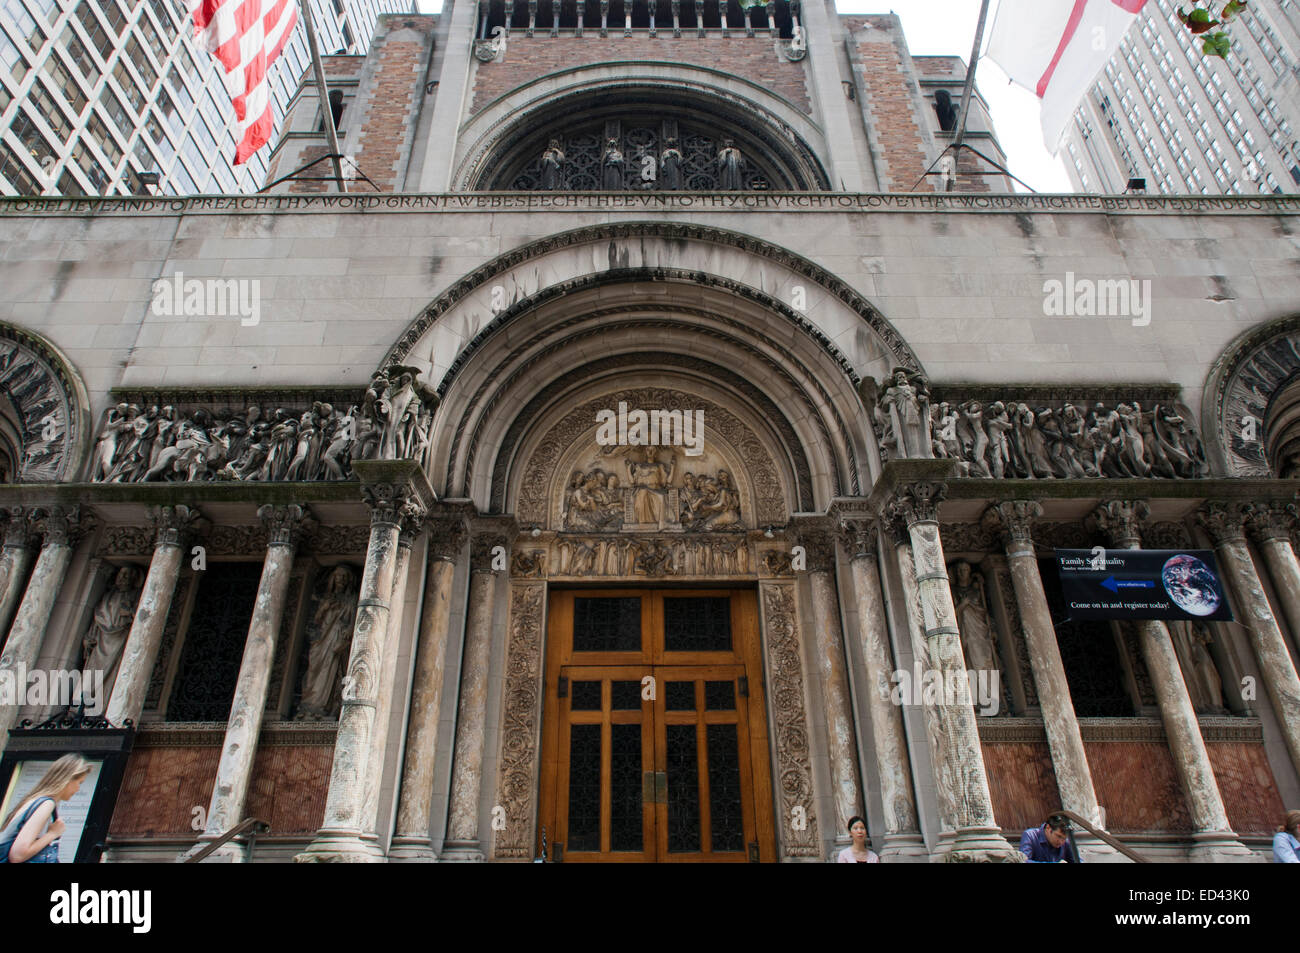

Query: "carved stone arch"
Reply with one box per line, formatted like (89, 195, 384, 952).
(0, 322, 91, 483)
(1203, 315, 1300, 477)
(455, 64, 830, 191)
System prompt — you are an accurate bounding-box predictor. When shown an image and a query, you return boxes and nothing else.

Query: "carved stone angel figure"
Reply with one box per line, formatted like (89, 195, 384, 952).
(296, 565, 360, 721)
(79, 565, 143, 710)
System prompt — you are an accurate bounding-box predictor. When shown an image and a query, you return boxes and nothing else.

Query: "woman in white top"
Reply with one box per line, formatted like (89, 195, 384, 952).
(836, 816, 880, 863)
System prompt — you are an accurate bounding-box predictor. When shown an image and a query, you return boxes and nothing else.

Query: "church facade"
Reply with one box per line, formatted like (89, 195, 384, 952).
(0, 3, 1299, 863)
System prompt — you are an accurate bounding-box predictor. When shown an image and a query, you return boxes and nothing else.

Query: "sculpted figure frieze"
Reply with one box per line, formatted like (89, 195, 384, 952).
(88, 368, 438, 483)
(870, 375, 1210, 478)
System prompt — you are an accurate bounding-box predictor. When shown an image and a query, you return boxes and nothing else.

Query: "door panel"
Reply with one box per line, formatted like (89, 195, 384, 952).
(539, 590, 774, 862)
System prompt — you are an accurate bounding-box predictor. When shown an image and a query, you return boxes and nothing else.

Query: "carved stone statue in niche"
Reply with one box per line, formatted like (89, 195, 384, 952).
(716, 139, 745, 190)
(295, 565, 359, 721)
(601, 138, 624, 190)
(660, 138, 683, 190)
(950, 560, 999, 676)
(1171, 621, 1227, 712)
(79, 565, 143, 709)
(540, 138, 565, 190)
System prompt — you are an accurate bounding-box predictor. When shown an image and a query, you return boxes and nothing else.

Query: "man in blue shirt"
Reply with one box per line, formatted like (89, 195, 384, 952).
(1020, 814, 1080, 863)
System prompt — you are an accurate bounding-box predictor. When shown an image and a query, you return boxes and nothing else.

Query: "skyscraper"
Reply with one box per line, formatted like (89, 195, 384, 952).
(1062, 0, 1300, 194)
(0, 0, 410, 197)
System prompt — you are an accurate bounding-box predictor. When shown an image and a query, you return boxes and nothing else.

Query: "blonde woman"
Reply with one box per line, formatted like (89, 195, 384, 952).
(0, 754, 92, 863)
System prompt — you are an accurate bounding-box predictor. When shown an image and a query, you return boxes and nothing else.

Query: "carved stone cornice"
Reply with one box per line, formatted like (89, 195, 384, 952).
(891, 481, 947, 525)
(258, 504, 315, 548)
(982, 500, 1042, 549)
(1088, 500, 1149, 549)
(206, 524, 267, 556)
(939, 520, 999, 554)
(1246, 501, 1297, 544)
(33, 505, 95, 548)
(1197, 500, 1251, 546)
(837, 517, 879, 560)
(98, 525, 153, 557)
(148, 505, 205, 550)
(1, 506, 34, 550)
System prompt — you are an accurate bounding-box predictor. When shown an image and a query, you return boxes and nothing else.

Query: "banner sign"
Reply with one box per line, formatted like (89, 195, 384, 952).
(1056, 549, 1233, 622)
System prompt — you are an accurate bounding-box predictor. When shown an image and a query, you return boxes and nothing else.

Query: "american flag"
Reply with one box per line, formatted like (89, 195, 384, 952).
(186, 0, 300, 164)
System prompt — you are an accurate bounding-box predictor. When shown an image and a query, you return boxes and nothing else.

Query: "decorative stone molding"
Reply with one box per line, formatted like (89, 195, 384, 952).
(0, 507, 34, 549)
(97, 526, 153, 557)
(837, 516, 879, 560)
(310, 524, 371, 555)
(1197, 501, 1250, 546)
(1145, 520, 1194, 549)
(427, 517, 469, 563)
(205, 525, 268, 556)
(760, 547, 795, 576)
(758, 581, 820, 857)
(0, 323, 89, 483)
(793, 520, 836, 573)
(1246, 501, 1297, 544)
(470, 531, 509, 571)
(1205, 318, 1300, 477)
(493, 582, 546, 859)
(510, 548, 545, 577)
(360, 481, 428, 530)
(1088, 500, 1149, 549)
(546, 533, 752, 578)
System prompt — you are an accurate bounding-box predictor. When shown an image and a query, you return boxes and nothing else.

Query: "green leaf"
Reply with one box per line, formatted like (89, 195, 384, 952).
(1202, 31, 1232, 56)
(1222, 0, 1248, 21)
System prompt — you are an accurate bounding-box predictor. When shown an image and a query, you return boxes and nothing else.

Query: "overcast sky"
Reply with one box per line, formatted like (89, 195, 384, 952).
(411, 0, 1075, 191)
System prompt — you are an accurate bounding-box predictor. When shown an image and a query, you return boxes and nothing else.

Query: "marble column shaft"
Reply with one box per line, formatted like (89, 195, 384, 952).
(0, 506, 92, 739)
(1091, 501, 1235, 838)
(802, 529, 864, 841)
(840, 517, 922, 847)
(892, 482, 1015, 861)
(1247, 502, 1300, 645)
(361, 527, 419, 839)
(889, 524, 955, 832)
(390, 518, 466, 860)
(443, 535, 504, 854)
(984, 501, 1102, 826)
(0, 509, 35, 646)
(1208, 501, 1300, 775)
(105, 506, 201, 727)
(200, 505, 311, 848)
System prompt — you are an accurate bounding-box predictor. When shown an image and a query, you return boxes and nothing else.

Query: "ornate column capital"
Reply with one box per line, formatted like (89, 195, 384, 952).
(258, 504, 316, 548)
(982, 500, 1043, 550)
(1197, 500, 1251, 546)
(790, 517, 837, 573)
(148, 504, 205, 550)
(34, 505, 96, 549)
(1089, 500, 1149, 549)
(427, 517, 468, 563)
(469, 531, 508, 571)
(890, 481, 947, 526)
(1246, 500, 1297, 544)
(1, 506, 35, 550)
(837, 516, 879, 560)
(360, 482, 428, 531)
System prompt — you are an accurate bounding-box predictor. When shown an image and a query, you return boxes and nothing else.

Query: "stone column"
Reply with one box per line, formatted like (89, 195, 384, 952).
(797, 523, 864, 852)
(1207, 501, 1300, 776)
(0, 508, 35, 647)
(885, 509, 955, 837)
(297, 461, 432, 863)
(390, 515, 470, 861)
(360, 514, 422, 846)
(1246, 502, 1300, 658)
(983, 501, 1115, 860)
(441, 527, 508, 862)
(838, 514, 926, 860)
(189, 505, 313, 862)
(1091, 501, 1252, 862)
(890, 482, 1019, 862)
(104, 506, 203, 728)
(0, 506, 94, 740)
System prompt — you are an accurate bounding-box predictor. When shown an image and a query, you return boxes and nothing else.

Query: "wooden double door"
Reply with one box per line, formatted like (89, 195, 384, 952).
(539, 589, 775, 862)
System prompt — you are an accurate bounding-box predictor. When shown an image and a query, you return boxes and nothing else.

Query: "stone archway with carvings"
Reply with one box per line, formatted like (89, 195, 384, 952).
(0, 322, 91, 483)
(1204, 315, 1300, 477)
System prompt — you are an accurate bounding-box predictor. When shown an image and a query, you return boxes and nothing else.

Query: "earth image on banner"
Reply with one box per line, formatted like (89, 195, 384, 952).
(1161, 554, 1222, 617)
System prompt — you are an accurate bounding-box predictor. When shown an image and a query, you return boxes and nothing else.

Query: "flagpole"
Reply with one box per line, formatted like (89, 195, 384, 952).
(300, 0, 348, 192)
(952, 0, 993, 155)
